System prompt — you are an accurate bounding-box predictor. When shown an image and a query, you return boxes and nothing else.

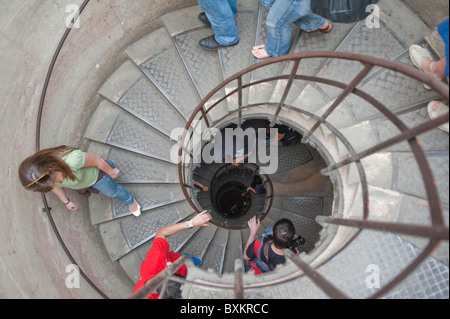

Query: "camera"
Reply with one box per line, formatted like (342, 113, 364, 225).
(287, 235, 306, 252)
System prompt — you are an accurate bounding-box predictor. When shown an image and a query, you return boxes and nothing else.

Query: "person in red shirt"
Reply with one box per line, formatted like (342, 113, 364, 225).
(132, 210, 212, 299)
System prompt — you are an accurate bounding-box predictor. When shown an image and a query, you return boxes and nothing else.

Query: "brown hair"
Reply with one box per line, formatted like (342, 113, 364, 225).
(19, 146, 78, 193)
(273, 219, 296, 250)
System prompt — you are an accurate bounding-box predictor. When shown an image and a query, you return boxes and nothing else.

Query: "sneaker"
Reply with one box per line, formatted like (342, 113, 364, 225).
(182, 253, 202, 266)
(427, 101, 449, 133)
(409, 45, 440, 90)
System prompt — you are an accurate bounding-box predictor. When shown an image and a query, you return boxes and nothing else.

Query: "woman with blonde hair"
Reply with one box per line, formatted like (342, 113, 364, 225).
(19, 146, 141, 216)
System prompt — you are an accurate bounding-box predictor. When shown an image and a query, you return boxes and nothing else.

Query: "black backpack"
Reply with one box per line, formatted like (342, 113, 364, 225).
(311, 0, 380, 23)
(247, 234, 275, 274)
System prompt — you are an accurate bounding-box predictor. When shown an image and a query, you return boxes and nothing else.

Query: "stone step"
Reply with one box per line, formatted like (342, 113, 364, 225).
(343, 55, 441, 124)
(125, 26, 201, 121)
(272, 21, 358, 105)
(373, 102, 449, 152)
(218, 0, 260, 112)
(89, 181, 188, 226)
(98, 60, 143, 104)
(87, 141, 179, 184)
(272, 195, 333, 219)
(286, 5, 431, 128)
(182, 227, 448, 299)
(85, 99, 175, 163)
(115, 70, 187, 137)
(310, 229, 449, 299)
(162, 5, 229, 123)
(199, 227, 229, 274)
(178, 223, 219, 265)
(98, 200, 193, 261)
(339, 179, 449, 266)
(348, 151, 449, 206)
(223, 229, 245, 274)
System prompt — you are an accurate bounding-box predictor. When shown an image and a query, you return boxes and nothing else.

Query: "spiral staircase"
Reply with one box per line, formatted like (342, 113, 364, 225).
(57, 1, 448, 298)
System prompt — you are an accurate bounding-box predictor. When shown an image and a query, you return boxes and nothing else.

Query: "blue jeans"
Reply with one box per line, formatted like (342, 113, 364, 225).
(260, 0, 327, 57)
(197, 0, 239, 46)
(91, 160, 134, 206)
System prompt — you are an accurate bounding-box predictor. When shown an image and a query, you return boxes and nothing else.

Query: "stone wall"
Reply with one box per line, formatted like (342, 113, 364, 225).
(0, 0, 195, 299)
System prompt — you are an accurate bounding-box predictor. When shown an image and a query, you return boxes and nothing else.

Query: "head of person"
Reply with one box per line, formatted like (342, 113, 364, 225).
(156, 275, 184, 299)
(253, 175, 263, 185)
(18, 146, 77, 193)
(272, 219, 295, 250)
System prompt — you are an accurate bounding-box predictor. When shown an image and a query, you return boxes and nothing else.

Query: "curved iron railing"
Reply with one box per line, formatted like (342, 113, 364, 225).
(33, 0, 109, 299)
(174, 51, 449, 299)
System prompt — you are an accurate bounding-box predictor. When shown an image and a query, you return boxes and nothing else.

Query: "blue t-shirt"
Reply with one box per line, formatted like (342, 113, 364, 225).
(438, 19, 449, 77)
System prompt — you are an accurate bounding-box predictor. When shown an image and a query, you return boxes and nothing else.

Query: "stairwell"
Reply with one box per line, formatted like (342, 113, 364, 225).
(81, 1, 448, 299)
(3, 0, 447, 299)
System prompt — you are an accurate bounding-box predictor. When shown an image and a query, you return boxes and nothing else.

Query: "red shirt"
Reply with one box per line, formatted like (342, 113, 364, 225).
(132, 238, 188, 299)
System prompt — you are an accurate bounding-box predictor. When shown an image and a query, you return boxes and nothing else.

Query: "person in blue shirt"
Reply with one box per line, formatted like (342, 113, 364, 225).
(409, 18, 449, 133)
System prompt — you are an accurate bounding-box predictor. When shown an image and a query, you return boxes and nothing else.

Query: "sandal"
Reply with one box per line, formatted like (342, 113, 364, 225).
(318, 21, 333, 33)
(427, 101, 449, 133)
(409, 45, 440, 90)
(252, 45, 271, 59)
(302, 20, 333, 34)
(252, 44, 265, 51)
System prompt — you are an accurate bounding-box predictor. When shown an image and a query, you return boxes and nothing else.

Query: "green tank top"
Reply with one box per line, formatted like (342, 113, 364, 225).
(55, 149, 100, 190)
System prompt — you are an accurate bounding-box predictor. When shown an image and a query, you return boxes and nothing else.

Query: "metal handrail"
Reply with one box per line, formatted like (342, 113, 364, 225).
(33, 0, 109, 299)
(177, 51, 449, 299)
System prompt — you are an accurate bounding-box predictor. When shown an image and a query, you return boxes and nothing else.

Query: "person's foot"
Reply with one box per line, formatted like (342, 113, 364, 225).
(409, 45, 443, 89)
(252, 44, 271, 59)
(199, 35, 239, 50)
(318, 20, 333, 33)
(302, 20, 333, 33)
(427, 101, 449, 133)
(198, 12, 211, 26)
(129, 200, 141, 217)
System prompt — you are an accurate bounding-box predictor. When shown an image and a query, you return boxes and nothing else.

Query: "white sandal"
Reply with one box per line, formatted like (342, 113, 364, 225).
(409, 45, 440, 90)
(427, 101, 449, 133)
(130, 201, 141, 217)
